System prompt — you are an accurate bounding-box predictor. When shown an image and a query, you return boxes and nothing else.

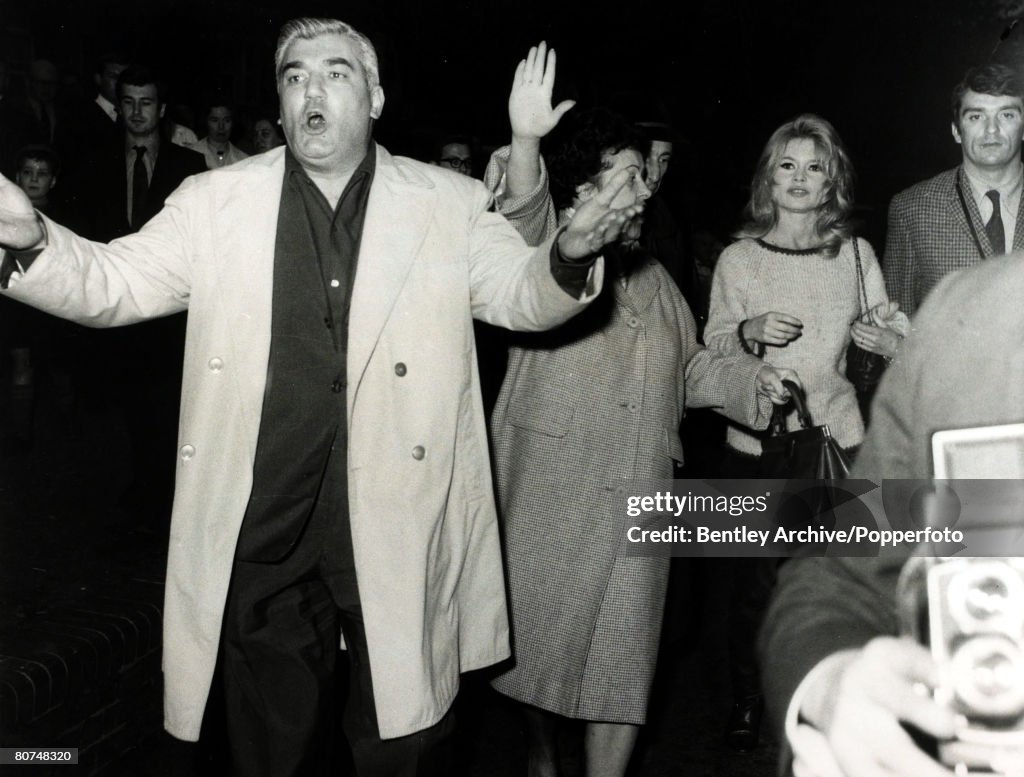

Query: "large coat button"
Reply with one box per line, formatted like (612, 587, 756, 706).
(412, 445, 425, 460)
(208, 357, 223, 371)
(180, 444, 196, 460)
(395, 362, 407, 377)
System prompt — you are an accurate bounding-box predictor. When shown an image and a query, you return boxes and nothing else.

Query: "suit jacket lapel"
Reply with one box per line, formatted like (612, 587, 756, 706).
(213, 150, 284, 455)
(953, 167, 991, 258)
(111, 145, 131, 235)
(149, 148, 177, 215)
(1013, 185, 1024, 251)
(347, 145, 436, 404)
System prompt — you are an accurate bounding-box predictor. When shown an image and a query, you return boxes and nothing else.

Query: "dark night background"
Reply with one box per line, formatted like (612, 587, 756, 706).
(4, 0, 1024, 249)
(4, 2, 1024, 773)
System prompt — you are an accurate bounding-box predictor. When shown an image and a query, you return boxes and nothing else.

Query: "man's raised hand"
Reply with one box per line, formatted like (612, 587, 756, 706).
(0, 174, 43, 251)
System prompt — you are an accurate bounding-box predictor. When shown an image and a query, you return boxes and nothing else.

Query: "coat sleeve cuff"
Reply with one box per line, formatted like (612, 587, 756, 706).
(1, 214, 48, 289)
(549, 227, 599, 299)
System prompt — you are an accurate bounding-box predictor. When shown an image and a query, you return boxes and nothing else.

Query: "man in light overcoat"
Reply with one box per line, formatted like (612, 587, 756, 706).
(0, 16, 647, 777)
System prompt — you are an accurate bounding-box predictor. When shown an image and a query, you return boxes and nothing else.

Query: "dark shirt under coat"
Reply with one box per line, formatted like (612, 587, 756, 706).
(235, 145, 375, 567)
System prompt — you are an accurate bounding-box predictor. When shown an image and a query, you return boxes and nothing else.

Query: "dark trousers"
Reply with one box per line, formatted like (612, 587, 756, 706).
(718, 446, 778, 699)
(716, 443, 861, 698)
(220, 477, 456, 777)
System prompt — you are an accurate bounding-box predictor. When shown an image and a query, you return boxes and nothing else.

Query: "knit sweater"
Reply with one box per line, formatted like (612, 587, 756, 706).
(705, 236, 900, 455)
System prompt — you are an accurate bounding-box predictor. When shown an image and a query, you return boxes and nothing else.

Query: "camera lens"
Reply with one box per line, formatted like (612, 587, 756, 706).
(951, 636, 1024, 718)
(965, 575, 1012, 620)
(947, 562, 1024, 632)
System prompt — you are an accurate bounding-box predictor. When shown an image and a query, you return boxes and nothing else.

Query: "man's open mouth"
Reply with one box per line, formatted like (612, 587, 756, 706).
(305, 110, 326, 131)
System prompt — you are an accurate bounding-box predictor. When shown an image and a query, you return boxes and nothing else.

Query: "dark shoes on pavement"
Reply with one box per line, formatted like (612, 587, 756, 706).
(724, 694, 764, 751)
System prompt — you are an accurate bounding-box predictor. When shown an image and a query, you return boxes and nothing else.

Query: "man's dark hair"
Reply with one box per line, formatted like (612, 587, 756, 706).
(116, 65, 166, 104)
(94, 51, 128, 77)
(951, 63, 1024, 122)
(434, 133, 474, 161)
(546, 107, 650, 212)
(15, 144, 61, 177)
(635, 121, 682, 147)
(203, 98, 235, 121)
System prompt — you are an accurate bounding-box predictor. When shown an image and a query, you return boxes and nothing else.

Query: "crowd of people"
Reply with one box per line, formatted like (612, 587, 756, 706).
(1, 14, 1022, 777)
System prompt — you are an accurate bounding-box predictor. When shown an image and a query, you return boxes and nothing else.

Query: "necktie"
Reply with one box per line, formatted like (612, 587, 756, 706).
(131, 146, 148, 231)
(985, 189, 1005, 256)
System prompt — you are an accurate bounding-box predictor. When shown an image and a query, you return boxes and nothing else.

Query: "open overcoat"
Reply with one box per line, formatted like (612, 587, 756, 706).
(3, 144, 602, 740)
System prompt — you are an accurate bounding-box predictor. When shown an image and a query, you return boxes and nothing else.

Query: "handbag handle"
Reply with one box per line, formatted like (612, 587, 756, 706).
(782, 379, 813, 430)
(851, 238, 868, 318)
(769, 379, 813, 436)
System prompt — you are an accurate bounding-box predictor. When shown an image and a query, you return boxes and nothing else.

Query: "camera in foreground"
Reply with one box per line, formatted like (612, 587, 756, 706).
(901, 557, 1024, 776)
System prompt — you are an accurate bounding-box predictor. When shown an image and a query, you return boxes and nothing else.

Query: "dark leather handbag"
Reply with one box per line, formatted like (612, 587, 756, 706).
(845, 238, 887, 397)
(760, 380, 851, 481)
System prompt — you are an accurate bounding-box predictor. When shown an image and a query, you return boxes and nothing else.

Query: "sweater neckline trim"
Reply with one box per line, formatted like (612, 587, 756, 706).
(755, 237, 824, 255)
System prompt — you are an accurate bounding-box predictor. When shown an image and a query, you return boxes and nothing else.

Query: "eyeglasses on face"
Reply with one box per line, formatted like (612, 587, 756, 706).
(439, 157, 471, 170)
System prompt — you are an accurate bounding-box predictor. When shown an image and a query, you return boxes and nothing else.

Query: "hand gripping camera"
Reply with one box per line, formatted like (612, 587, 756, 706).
(900, 555, 1024, 775)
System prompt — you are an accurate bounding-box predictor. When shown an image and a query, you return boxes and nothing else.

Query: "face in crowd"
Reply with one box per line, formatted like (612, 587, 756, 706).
(437, 142, 472, 175)
(952, 89, 1024, 171)
(121, 83, 165, 139)
(644, 140, 673, 197)
(769, 137, 828, 215)
(16, 158, 57, 206)
(277, 31, 385, 175)
(253, 119, 283, 152)
(97, 61, 127, 104)
(576, 147, 652, 245)
(28, 60, 59, 105)
(207, 105, 235, 146)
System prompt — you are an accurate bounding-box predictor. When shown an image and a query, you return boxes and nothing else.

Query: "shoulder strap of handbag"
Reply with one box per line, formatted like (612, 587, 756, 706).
(955, 176, 988, 260)
(851, 237, 868, 317)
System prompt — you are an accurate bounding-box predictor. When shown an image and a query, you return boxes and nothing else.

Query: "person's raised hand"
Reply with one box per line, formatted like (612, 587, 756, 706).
(508, 41, 575, 143)
(556, 167, 643, 259)
(0, 174, 43, 251)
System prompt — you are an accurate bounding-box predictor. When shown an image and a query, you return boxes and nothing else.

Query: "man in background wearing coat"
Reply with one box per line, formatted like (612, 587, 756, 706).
(0, 17, 646, 777)
(759, 252, 1024, 776)
(884, 63, 1024, 317)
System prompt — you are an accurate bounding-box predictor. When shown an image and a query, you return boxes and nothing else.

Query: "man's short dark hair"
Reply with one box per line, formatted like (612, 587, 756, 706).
(116, 65, 166, 104)
(635, 121, 681, 147)
(94, 51, 128, 77)
(434, 134, 473, 161)
(951, 63, 1024, 122)
(202, 99, 235, 121)
(15, 144, 61, 177)
(546, 107, 650, 212)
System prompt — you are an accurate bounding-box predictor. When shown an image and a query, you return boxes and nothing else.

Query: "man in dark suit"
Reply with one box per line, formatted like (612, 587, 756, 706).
(759, 253, 1024, 776)
(64, 52, 128, 168)
(885, 64, 1024, 317)
(63, 64, 206, 524)
(65, 64, 205, 240)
